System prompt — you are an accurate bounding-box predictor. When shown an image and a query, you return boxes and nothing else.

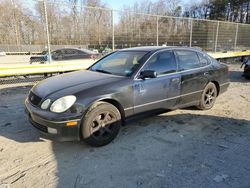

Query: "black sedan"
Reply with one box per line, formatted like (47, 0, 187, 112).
(242, 57, 250, 79)
(29, 48, 98, 64)
(25, 47, 229, 146)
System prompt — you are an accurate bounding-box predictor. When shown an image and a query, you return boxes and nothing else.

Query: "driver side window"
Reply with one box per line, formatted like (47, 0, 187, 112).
(143, 50, 177, 75)
(52, 50, 62, 60)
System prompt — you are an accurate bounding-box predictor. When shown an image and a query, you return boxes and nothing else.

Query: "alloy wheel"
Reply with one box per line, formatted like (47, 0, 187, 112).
(90, 111, 117, 140)
(204, 87, 216, 106)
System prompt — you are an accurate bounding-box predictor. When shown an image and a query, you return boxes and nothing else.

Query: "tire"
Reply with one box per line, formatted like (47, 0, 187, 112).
(81, 102, 121, 147)
(197, 82, 218, 110)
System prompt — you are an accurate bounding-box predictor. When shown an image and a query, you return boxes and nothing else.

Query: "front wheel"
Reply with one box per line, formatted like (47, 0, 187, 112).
(81, 102, 121, 147)
(197, 82, 218, 110)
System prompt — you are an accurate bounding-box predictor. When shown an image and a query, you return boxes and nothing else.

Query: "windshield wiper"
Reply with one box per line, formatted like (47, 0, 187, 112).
(94, 69, 112, 74)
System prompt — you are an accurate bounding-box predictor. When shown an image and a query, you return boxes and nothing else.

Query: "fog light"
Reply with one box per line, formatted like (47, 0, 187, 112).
(48, 127, 57, 134)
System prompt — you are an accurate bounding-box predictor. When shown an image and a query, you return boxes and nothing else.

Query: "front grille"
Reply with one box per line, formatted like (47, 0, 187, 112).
(29, 91, 42, 106)
(28, 113, 48, 133)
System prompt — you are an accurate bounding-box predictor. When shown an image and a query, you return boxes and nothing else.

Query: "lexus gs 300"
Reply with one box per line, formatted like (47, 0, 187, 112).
(25, 47, 229, 146)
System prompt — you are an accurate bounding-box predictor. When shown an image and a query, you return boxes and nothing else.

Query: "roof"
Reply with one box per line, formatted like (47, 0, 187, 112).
(119, 46, 169, 52)
(119, 46, 202, 52)
(53, 47, 97, 54)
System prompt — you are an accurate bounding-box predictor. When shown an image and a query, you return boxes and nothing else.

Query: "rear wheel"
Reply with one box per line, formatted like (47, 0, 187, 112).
(197, 82, 218, 110)
(81, 102, 121, 147)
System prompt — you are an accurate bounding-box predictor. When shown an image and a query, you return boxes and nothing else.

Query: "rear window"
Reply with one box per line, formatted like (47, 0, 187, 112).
(77, 50, 87, 55)
(175, 50, 201, 71)
(197, 52, 211, 66)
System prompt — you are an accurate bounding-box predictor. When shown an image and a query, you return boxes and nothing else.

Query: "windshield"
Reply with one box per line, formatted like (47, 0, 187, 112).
(90, 51, 148, 77)
(246, 58, 250, 65)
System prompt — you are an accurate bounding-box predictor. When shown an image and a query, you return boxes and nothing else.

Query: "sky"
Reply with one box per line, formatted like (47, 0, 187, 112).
(103, 0, 192, 10)
(24, 0, 197, 16)
(25, 0, 195, 11)
(103, 0, 156, 10)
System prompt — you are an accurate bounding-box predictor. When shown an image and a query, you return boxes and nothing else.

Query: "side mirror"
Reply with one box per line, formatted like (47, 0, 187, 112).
(139, 70, 157, 79)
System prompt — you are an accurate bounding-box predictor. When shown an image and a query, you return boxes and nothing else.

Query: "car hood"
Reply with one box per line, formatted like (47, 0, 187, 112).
(32, 70, 124, 98)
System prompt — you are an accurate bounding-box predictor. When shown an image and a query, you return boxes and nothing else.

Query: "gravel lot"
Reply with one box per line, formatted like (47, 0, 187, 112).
(0, 63, 250, 188)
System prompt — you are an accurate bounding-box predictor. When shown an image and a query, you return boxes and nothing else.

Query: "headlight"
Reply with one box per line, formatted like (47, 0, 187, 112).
(41, 99, 51, 110)
(50, 95, 76, 113)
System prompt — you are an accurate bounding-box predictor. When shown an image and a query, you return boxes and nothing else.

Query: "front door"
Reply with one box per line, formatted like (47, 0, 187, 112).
(133, 50, 181, 114)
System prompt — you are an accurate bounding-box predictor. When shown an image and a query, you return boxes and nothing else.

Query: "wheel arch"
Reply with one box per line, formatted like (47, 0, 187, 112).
(99, 98, 125, 124)
(211, 81, 220, 96)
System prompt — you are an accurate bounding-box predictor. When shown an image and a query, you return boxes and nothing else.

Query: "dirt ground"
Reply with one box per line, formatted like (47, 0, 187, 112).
(0, 63, 250, 188)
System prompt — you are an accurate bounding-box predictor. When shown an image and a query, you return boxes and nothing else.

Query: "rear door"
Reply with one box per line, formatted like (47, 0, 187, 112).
(63, 49, 78, 60)
(174, 50, 210, 105)
(76, 50, 88, 59)
(133, 50, 181, 114)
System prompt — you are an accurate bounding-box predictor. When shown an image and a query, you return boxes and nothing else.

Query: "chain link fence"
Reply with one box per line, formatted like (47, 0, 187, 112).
(0, 0, 249, 55)
(0, 0, 250, 88)
(0, 0, 249, 54)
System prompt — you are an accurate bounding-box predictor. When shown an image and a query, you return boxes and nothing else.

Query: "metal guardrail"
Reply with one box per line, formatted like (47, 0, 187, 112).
(0, 51, 249, 77)
(0, 59, 96, 77)
(208, 50, 250, 59)
(5, 52, 42, 55)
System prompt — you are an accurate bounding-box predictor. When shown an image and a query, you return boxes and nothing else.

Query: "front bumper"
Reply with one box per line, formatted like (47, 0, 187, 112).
(25, 99, 82, 141)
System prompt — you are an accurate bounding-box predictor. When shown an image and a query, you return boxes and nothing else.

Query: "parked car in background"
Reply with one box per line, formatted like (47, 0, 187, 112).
(29, 50, 47, 64)
(0, 50, 6, 56)
(101, 47, 112, 56)
(25, 46, 229, 147)
(30, 48, 99, 64)
(241, 57, 250, 79)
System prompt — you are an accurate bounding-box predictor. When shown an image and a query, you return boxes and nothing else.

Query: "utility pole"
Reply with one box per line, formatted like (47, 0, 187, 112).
(41, 0, 52, 63)
(111, 9, 115, 51)
(214, 22, 220, 52)
(156, 15, 159, 46)
(189, 19, 193, 47)
(11, 0, 19, 46)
